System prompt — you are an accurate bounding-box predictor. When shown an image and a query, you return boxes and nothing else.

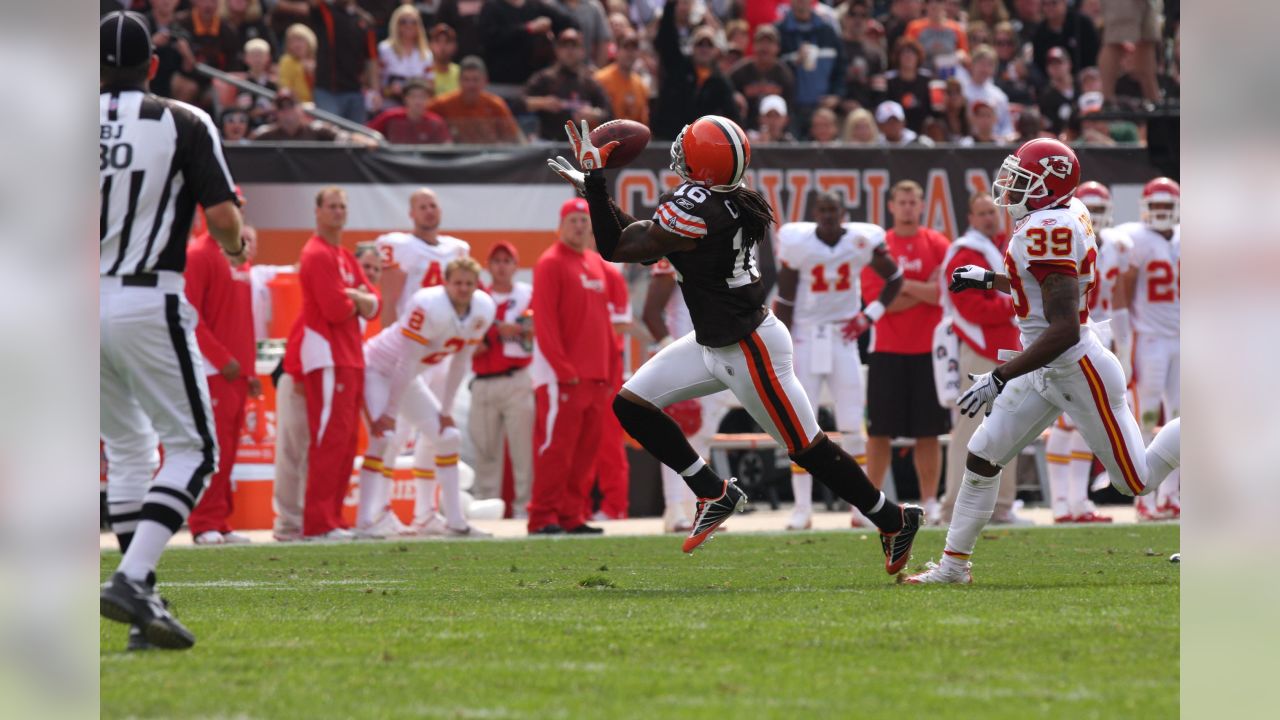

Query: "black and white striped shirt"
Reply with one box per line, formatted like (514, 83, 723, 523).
(99, 88, 238, 277)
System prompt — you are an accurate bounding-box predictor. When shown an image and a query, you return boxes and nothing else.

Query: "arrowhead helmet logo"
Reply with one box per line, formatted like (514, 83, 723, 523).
(1039, 155, 1073, 179)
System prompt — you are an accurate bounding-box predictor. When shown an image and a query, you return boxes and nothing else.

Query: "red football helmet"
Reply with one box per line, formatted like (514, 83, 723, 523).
(670, 115, 751, 191)
(992, 138, 1081, 221)
(1141, 177, 1180, 232)
(1076, 180, 1113, 229)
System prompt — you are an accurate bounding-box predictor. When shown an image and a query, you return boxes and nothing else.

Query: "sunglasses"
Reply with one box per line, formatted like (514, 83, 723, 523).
(694, 40, 716, 48)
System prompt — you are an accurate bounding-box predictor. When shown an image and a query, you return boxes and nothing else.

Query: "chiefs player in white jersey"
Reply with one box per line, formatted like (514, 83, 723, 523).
(1115, 177, 1181, 520)
(1044, 181, 1132, 523)
(356, 257, 496, 538)
(641, 258, 735, 533)
(376, 187, 471, 323)
(774, 192, 902, 531)
(907, 139, 1181, 584)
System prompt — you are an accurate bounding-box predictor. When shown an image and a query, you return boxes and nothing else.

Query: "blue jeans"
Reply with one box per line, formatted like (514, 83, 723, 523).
(313, 88, 366, 124)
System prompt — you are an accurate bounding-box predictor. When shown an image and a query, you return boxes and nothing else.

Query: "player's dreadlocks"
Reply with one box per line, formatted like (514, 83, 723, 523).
(729, 185, 777, 245)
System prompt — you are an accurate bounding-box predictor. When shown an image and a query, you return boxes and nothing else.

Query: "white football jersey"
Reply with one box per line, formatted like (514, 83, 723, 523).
(651, 258, 693, 339)
(375, 232, 471, 317)
(776, 221, 886, 326)
(1004, 197, 1099, 367)
(365, 285, 496, 375)
(1116, 221, 1179, 338)
(1087, 227, 1132, 323)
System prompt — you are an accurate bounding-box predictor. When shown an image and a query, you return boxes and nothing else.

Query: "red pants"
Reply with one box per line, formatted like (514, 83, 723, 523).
(585, 404, 630, 519)
(303, 366, 363, 536)
(188, 375, 247, 535)
(529, 380, 610, 532)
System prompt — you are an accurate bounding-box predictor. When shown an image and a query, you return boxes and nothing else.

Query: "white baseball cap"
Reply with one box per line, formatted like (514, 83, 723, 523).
(875, 100, 905, 124)
(760, 94, 788, 117)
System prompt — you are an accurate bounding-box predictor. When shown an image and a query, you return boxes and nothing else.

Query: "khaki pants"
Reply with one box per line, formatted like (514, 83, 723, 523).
(272, 373, 309, 536)
(468, 367, 534, 515)
(942, 342, 1018, 522)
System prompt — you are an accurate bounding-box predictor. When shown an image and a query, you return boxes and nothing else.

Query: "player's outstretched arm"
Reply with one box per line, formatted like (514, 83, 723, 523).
(642, 271, 677, 344)
(997, 272, 1080, 381)
(950, 264, 1011, 294)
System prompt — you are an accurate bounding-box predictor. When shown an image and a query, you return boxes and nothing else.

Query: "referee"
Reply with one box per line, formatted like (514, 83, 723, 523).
(99, 10, 245, 650)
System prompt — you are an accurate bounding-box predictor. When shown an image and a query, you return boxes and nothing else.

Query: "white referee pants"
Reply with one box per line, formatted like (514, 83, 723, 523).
(101, 281, 217, 536)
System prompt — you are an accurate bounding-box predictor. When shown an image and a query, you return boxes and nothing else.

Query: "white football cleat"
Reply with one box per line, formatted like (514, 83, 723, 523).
(306, 528, 354, 541)
(193, 530, 224, 545)
(221, 531, 252, 544)
(786, 507, 812, 531)
(408, 513, 450, 537)
(355, 512, 406, 539)
(444, 524, 493, 539)
(903, 560, 973, 585)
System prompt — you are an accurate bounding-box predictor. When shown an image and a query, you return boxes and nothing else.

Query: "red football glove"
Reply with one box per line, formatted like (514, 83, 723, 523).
(841, 313, 873, 342)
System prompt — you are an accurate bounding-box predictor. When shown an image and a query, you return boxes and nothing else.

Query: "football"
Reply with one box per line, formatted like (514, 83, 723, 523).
(589, 119, 651, 169)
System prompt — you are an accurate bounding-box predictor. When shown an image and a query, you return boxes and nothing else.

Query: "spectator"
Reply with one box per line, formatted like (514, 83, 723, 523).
(651, 6, 739, 140)
(1010, 0, 1042, 44)
(1038, 45, 1078, 135)
(432, 0, 486, 61)
(527, 199, 615, 536)
(1078, 0, 1104, 27)
(478, 0, 579, 88)
(939, 191, 1023, 526)
(750, 94, 798, 143)
(860, 180, 951, 526)
(730, 24, 796, 130)
(235, 39, 278, 128)
(366, 77, 453, 144)
(838, 2, 886, 110)
(724, 18, 751, 54)
(875, 99, 932, 146)
(143, 0, 196, 101)
(880, 0, 922, 54)
(1079, 65, 1103, 94)
(957, 43, 1012, 138)
(223, 0, 275, 68)
(250, 89, 342, 140)
(840, 106, 878, 143)
(594, 27, 651, 125)
(1031, 0, 1100, 78)
(1114, 39, 1177, 107)
(185, 222, 259, 545)
(307, 0, 379, 123)
(881, 37, 935, 133)
(966, 21, 991, 50)
(378, 4, 433, 107)
(524, 28, 612, 141)
(904, 0, 969, 72)
(995, 42, 1037, 106)
(179, 0, 241, 73)
(429, 56, 525, 143)
(278, 23, 317, 103)
(968, 0, 1007, 28)
(298, 187, 380, 540)
(1076, 90, 1116, 145)
(558, 0, 613, 69)
(607, 11, 634, 45)
(921, 114, 949, 143)
(808, 106, 840, 142)
(220, 108, 252, 143)
(991, 20, 1021, 75)
(777, 0, 845, 135)
(469, 242, 535, 519)
(429, 23, 462, 96)
(964, 98, 1002, 143)
(939, 76, 970, 140)
(1012, 105, 1050, 142)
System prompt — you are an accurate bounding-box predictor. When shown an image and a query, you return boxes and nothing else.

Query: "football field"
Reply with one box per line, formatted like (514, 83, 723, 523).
(100, 524, 1179, 719)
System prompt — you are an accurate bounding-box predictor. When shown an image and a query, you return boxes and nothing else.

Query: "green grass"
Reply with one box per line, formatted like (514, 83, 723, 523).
(100, 525, 1179, 719)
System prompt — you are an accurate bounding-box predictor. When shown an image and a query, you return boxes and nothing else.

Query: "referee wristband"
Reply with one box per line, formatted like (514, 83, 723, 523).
(863, 301, 886, 323)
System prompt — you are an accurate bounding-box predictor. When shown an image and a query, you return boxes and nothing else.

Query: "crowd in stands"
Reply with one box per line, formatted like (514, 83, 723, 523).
(106, 0, 1178, 147)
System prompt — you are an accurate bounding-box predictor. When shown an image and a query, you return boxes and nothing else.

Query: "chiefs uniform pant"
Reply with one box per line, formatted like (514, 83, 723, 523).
(969, 339, 1171, 498)
(303, 367, 363, 536)
(187, 375, 248, 535)
(624, 313, 822, 459)
(272, 373, 310, 538)
(529, 379, 612, 531)
(791, 321, 867, 515)
(1131, 332, 1181, 513)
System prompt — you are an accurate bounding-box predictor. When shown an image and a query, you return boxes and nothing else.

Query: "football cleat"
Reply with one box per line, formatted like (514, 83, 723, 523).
(355, 512, 409, 539)
(1073, 511, 1114, 523)
(444, 524, 493, 539)
(192, 530, 224, 545)
(221, 530, 253, 544)
(903, 560, 973, 585)
(408, 513, 450, 537)
(1136, 500, 1175, 522)
(101, 572, 195, 650)
(683, 479, 747, 553)
(785, 508, 812, 531)
(880, 504, 925, 575)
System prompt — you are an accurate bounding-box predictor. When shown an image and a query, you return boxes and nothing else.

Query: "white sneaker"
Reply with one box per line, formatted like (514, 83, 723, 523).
(408, 513, 449, 537)
(221, 531, 252, 544)
(785, 507, 812, 531)
(444, 524, 493, 538)
(193, 530, 224, 545)
(306, 528, 354, 541)
(355, 512, 406, 539)
(904, 560, 973, 585)
(924, 500, 943, 526)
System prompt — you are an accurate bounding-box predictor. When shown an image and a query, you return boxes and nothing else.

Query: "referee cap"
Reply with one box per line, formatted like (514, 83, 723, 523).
(101, 11, 153, 67)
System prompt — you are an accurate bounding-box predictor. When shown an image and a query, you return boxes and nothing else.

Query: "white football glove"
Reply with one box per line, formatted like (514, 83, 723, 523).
(949, 264, 995, 292)
(957, 370, 1007, 418)
(564, 119, 619, 171)
(546, 155, 586, 196)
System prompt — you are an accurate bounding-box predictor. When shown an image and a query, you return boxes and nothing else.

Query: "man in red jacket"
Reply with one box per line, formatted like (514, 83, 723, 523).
(939, 192, 1024, 525)
(185, 223, 260, 544)
(527, 198, 615, 535)
(299, 187, 380, 539)
(584, 257, 632, 521)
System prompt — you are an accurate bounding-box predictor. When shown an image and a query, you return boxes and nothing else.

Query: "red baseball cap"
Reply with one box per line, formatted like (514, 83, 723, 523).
(560, 197, 589, 222)
(487, 241, 519, 262)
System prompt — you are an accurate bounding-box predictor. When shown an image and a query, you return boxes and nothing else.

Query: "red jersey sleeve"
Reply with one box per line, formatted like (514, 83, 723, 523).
(947, 247, 1014, 324)
(301, 244, 356, 323)
(532, 257, 577, 382)
(184, 239, 233, 371)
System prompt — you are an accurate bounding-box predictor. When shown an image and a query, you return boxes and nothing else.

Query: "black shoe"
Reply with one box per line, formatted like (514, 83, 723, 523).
(101, 572, 195, 650)
(683, 478, 747, 553)
(530, 524, 564, 536)
(880, 504, 925, 575)
(126, 593, 171, 651)
(566, 524, 604, 535)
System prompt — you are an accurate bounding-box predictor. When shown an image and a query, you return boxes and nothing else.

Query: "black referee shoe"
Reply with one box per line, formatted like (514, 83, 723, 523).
(101, 572, 195, 650)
